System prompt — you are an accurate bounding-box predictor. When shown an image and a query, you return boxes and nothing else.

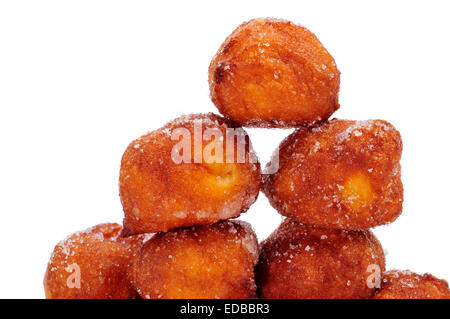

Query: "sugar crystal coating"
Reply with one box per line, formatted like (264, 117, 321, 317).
(256, 219, 385, 299)
(43, 223, 148, 299)
(373, 270, 450, 299)
(263, 118, 403, 230)
(209, 18, 340, 128)
(131, 220, 259, 299)
(119, 113, 261, 235)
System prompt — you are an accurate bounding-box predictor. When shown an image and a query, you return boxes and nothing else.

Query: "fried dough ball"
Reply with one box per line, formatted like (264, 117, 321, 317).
(263, 119, 403, 230)
(256, 219, 385, 299)
(209, 18, 340, 128)
(374, 270, 450, 299)
(43, 223, 149, 299)
(131, 220, 259, 299)
(120, 113, 261, 235)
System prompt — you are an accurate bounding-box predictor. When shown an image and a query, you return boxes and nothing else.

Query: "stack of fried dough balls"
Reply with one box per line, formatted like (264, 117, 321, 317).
(44, 18, 449, 299)
(44, 113, 261, 299)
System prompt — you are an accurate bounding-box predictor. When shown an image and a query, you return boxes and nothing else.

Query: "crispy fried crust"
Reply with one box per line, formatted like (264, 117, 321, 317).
(256, 219, 385, 299)
(373, 270, 450, 299)
(263, 119, 403, 230)
(119, 113, 261, 235)
(43, 223, 147, 299)
(131, 220, 259, 299)
(209, 18, 340, 128)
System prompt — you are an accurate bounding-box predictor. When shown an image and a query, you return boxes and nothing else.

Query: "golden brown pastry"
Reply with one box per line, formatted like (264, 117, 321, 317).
(209, 18, 340, 127)
(44, 223, 148, 299)
(374, 270, 450, 299)
(131, 220, 258, 299)
(119, 113, 261, 235)
(256, 219, 385, 299)
(263, 119, 403, 230)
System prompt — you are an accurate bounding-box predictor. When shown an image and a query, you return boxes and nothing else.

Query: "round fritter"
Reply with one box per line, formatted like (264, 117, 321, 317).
(43, 223, 149, 299)
(374, 270, 450, 299)
(256, 219, 385, 299)
(263, 119, 403, 230)
(208, 18, 340, 128)
(131, 220, 259, 299)
(119, 113, 261, 235)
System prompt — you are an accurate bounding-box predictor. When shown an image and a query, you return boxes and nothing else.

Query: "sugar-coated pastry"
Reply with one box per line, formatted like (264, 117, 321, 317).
(120, 113, 261, 235)
(209, 18, 340, 128)
(43, 223, 149, 299)
(131, 220, 259, 299)
(374, 270, 450, 299)
(256, 219, 385, 299)
(263, 119, 403, 230)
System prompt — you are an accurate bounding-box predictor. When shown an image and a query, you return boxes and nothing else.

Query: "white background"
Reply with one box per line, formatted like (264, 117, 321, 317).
(1, 1, 449, 298)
